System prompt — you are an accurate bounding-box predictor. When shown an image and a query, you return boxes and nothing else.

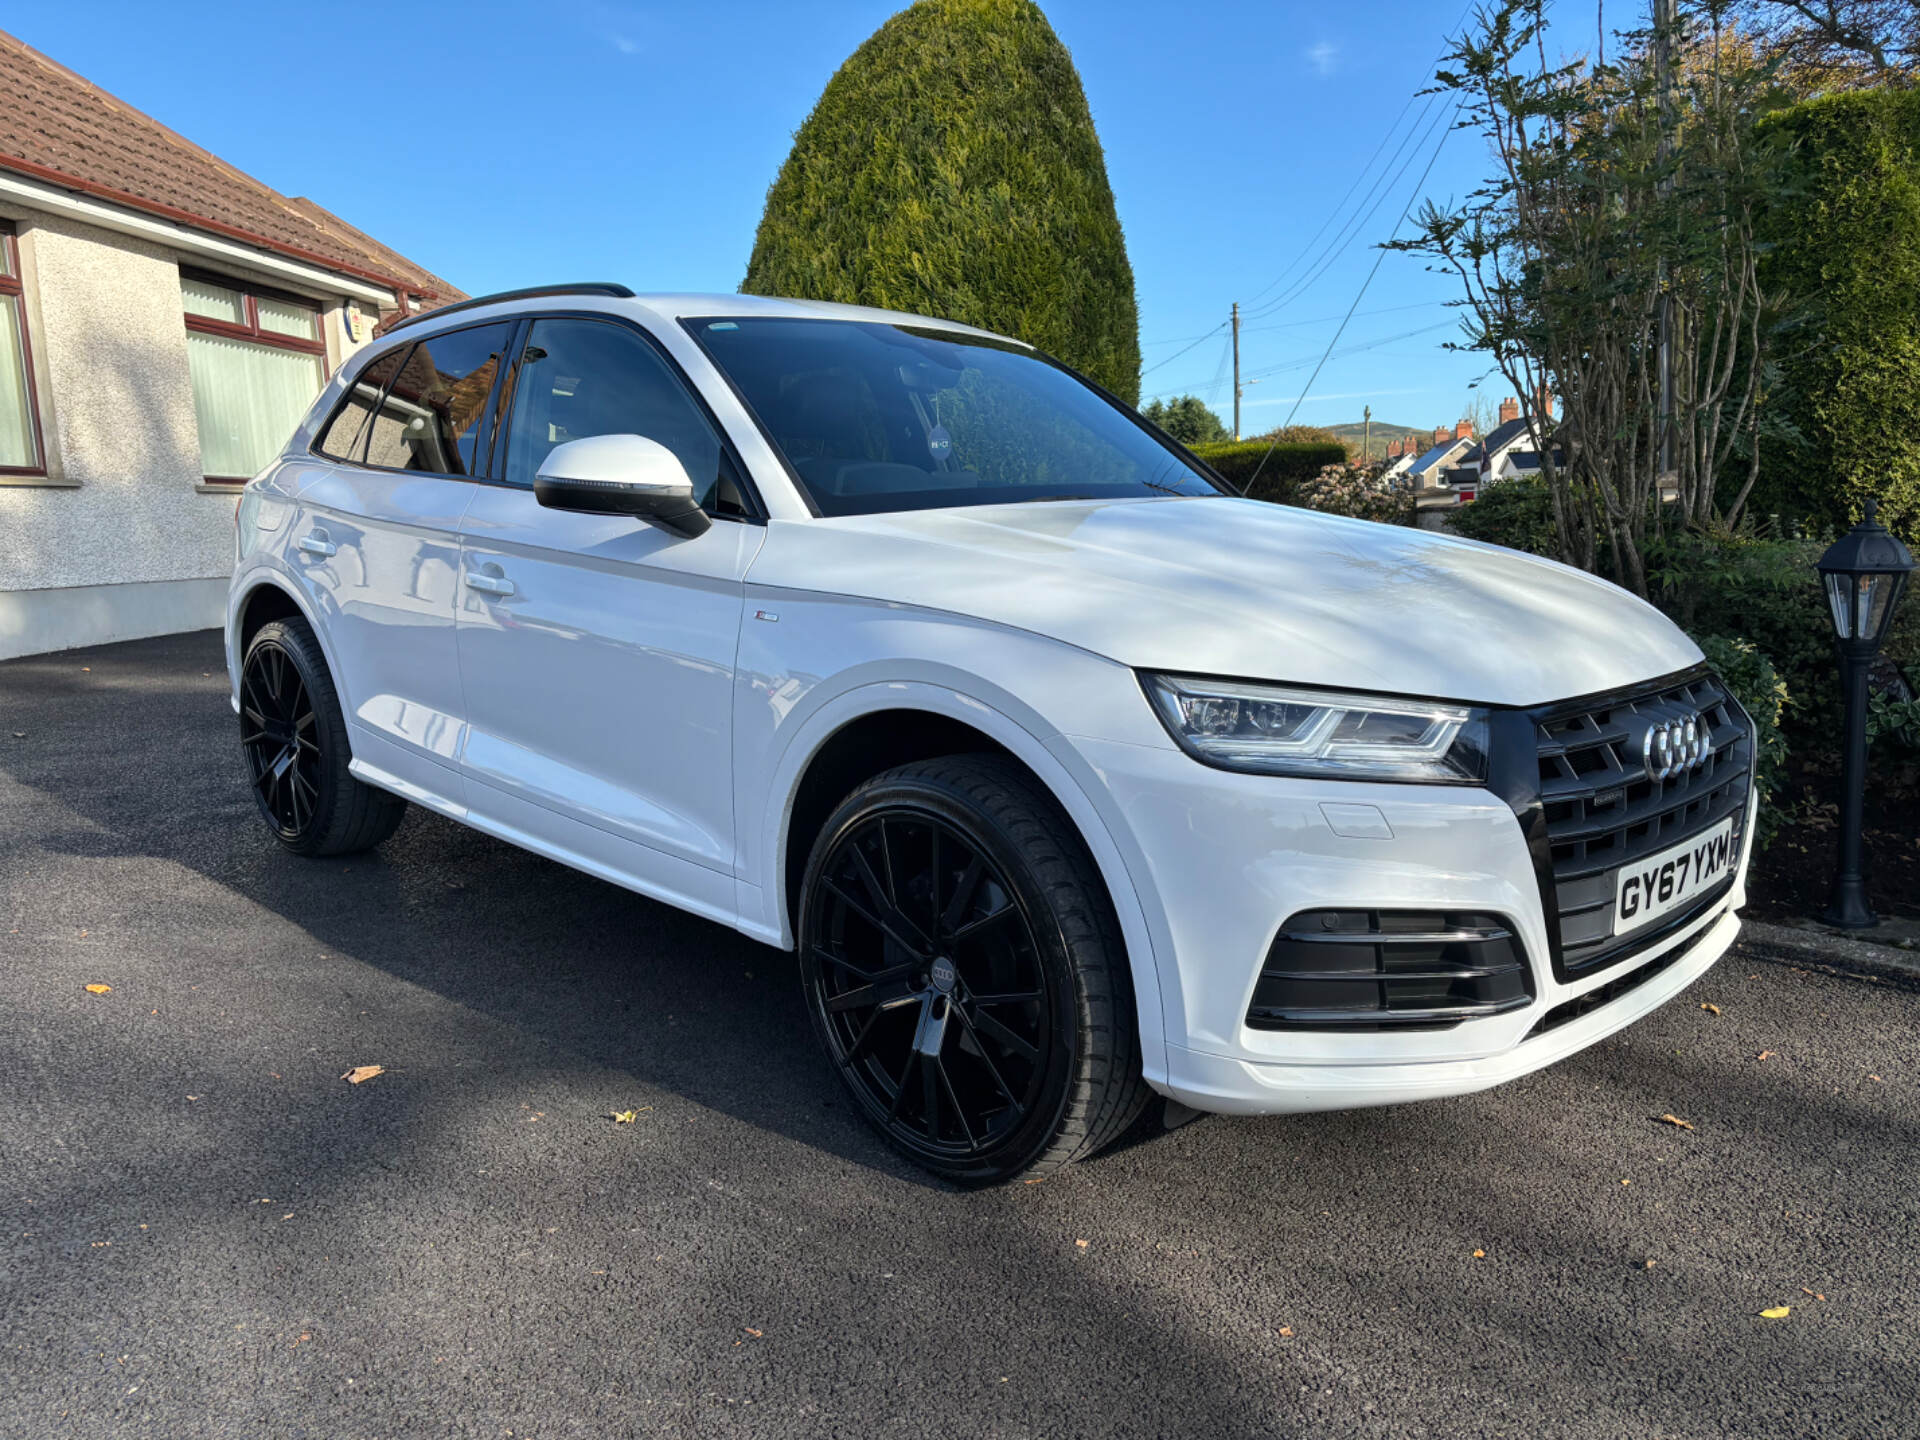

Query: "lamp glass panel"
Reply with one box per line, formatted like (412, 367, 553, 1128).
(1862, 572, 1899, 641)
(1825, 572, 1854, 638)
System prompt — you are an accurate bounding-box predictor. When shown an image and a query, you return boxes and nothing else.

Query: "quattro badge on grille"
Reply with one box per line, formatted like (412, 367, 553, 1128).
(1640, 710, 1708, 782)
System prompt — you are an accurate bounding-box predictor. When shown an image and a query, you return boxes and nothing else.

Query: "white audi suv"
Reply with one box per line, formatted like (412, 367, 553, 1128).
(226, 284, 1756, 1183)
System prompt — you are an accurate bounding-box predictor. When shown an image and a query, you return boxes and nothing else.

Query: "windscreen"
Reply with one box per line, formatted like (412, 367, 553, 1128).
(687, 317, 1222, 516)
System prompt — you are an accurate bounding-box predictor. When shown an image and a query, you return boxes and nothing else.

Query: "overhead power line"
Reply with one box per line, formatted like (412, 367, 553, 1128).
(1138, 320, 1228, 379)
(1239, 99, 1463, 492)
(1244, 99, 1452, 324)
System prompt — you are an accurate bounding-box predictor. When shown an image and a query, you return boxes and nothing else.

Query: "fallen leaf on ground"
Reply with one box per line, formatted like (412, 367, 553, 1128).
(1278, 1326, 1294, 1337)
(1656, 1114, 1694, 1130)
(1759, 1306, 1790, 1319)
(84, 984, 111, 995)
(340, 1066, 383, 1085)
(1472, 1249, 1486, 1258)
(1701, 1003, 1721, 1016)
(610, 1110, 637, 1124)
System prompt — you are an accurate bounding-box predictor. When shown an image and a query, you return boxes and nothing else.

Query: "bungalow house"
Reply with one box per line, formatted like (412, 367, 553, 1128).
(1405, 420, 1476, 489)
(1435, 396, 1565, 501)
(0, 29, 461, 659)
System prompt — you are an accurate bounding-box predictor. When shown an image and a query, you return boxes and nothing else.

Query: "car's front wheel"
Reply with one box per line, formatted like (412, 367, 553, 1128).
(798, 755, 1151, 1185)
(239, 617, 406, 856)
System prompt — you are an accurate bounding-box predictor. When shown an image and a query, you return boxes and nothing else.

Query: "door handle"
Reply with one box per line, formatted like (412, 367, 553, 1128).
(464, 570, 516, 597)
(296, 530, 337, 558)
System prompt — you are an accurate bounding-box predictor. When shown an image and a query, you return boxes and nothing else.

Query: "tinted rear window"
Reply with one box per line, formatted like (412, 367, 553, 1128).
(314, 344, 410, 462)
(364, 323, 511, 476)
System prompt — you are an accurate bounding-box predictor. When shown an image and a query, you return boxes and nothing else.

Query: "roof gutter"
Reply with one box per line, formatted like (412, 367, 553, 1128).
(0, 163, 399, 306)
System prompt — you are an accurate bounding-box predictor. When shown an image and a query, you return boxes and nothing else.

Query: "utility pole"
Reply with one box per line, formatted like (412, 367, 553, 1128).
(1231, 302, 1242, 441)
(1654, 0, 1676, 496)
(1363, 404, 1372, 460)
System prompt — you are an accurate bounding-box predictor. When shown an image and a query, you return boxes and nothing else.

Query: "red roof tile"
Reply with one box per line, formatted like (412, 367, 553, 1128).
(0, 28, 462, 302)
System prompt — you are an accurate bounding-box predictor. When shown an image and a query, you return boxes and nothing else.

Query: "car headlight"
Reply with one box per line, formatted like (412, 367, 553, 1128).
(1141, 673, 1490, 783)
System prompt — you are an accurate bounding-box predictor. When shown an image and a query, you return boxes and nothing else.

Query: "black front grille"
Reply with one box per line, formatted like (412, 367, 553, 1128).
(1532, 669, 1751, 982)
(1246, 909, 1534, 1031)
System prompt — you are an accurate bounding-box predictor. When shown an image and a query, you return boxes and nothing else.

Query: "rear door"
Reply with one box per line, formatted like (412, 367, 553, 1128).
(297, 321, 512, 806)
(454, 313, 762, 918)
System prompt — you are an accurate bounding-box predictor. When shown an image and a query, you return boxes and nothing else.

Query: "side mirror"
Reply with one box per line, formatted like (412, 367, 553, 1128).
(532, 434, 712, 538)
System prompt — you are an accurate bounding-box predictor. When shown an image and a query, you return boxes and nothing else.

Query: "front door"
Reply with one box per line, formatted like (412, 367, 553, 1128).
(454, 315, 763, 918)
(295, 321, 512, 806)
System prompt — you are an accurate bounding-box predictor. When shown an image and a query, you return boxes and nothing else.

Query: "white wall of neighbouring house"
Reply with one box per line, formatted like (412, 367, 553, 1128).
(0, 207, 370, 660)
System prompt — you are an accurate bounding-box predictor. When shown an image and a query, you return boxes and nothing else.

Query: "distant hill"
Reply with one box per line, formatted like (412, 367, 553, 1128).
(1327, 420, 1428, 460)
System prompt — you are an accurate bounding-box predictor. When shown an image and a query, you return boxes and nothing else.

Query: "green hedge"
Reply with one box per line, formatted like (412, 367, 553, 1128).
(741, 0, 1141, 402)
(1759, 89, 1920, 542)
(1190, 439, 1347, 503)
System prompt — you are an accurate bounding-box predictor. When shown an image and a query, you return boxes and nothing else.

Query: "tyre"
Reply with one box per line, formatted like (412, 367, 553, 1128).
(238, 617, 406, 856)
(797, 755, 1152, 1185)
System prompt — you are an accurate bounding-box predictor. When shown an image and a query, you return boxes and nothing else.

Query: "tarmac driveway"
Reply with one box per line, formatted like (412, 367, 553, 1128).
(2, 631, 1916, 1438)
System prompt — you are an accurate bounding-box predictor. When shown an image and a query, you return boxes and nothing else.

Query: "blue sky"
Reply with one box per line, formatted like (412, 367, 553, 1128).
(9, 0, 1500, 433)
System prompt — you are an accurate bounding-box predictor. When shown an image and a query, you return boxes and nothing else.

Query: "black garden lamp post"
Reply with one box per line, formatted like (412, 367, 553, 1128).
(1814, 499, 1915, 928)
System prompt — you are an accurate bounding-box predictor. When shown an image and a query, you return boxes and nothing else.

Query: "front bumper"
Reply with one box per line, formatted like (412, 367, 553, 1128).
(1068, 729, 1754, 1117)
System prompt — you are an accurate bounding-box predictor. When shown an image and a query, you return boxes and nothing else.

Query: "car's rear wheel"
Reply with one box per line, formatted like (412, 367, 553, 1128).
(798, 755, 1151, 1185)
(239, 617, 406, 856)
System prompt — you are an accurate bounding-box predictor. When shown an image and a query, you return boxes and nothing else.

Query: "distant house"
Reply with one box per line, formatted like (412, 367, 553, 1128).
(1436, 397, 1566, 501)
(1406, 420, 1476, 489)
(0, 29, 461, 659)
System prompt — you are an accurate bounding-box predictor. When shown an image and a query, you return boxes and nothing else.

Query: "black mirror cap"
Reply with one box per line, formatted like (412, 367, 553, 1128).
(533, 475, 712, 538)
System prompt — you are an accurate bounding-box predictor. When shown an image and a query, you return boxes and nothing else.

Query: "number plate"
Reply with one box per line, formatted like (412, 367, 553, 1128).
(1612, 817, 1738, 936)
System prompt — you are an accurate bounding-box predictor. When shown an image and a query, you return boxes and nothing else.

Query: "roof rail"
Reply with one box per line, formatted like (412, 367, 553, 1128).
(381, 282, 637, 336)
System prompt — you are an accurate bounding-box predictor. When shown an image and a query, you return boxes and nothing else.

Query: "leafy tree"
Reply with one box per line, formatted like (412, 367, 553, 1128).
(1141, 395, 1229, 445)
(1741, 0, 1919, 84)
(1394, 0, 1788, 596)
(741, 0, 1141, 402)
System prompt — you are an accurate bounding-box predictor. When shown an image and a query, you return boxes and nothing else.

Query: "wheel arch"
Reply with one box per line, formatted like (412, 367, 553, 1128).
(226, 570, 345, 713)
(760, 683, 1169, 1085)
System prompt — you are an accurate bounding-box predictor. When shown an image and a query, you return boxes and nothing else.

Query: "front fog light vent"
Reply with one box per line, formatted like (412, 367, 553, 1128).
(1247, 910, 1534, 1032)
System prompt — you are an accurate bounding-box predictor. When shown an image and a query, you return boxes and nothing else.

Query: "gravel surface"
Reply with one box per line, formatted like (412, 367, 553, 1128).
(3, 631, 1917, 1439)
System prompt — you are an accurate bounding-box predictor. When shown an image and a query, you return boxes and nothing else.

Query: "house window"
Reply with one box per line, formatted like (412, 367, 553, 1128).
(0, 222, 46, 475)
(181, 273, 327, 484)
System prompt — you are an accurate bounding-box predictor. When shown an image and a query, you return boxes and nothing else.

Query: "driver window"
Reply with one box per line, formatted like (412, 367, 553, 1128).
(502, 317, 744, 515)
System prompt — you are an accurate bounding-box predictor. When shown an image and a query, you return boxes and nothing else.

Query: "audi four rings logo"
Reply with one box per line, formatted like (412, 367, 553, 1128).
(1641, 711, 1709, 781)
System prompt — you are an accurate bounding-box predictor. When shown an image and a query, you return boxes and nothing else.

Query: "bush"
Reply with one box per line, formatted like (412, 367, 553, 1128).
(1251, 424, 1343, 447)
(1869, 687, 1920, 751)
(1447, 475, 1561, 556)
(1292, 464, 1415, 525)
(1759, 89, 1920, 542)
(1190, 439, 1346, 503)
(1692, 635, 1791, 846)
(740, 0, 1141, 402)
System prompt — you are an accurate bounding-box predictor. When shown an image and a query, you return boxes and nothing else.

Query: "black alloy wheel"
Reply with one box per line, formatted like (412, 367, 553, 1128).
(798, 756, 1151, 1184)
(237, 617, 407, 856)
(240, 636, 321, 841)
